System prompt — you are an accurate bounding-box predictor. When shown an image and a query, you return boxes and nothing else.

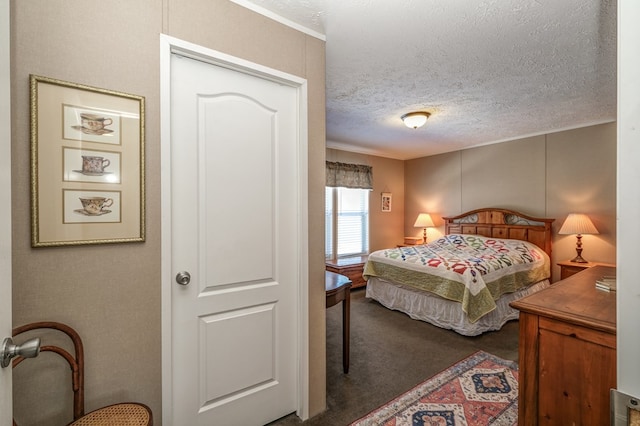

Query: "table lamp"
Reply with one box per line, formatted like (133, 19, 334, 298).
(413, 213, 434, 244)
(558, 213, 599, 263)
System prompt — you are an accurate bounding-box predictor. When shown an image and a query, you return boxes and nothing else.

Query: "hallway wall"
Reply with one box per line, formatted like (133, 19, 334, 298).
(11, 1, 326, 423)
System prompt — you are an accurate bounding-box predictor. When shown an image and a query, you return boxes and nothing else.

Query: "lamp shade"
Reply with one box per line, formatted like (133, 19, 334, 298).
(401, 112, 430, 129)
(558, 213, 599, 235)
(414, 213, 434, 228)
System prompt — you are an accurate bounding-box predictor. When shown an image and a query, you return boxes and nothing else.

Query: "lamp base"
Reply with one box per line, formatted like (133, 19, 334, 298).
(570, 235, 588, 263)
(569, 254, 588, 263)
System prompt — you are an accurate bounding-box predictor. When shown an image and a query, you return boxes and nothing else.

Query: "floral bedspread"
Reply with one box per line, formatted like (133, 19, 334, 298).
(363, 234, 550, 323)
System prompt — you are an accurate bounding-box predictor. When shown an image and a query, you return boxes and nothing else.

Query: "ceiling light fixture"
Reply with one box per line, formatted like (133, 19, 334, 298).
(401, 111, 431, 129)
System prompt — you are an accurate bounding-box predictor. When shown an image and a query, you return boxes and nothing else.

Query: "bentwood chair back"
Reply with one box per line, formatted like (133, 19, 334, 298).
(12, 321, 152, 426)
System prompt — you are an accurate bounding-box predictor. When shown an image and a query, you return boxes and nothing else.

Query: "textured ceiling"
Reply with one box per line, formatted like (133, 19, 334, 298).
(236, 0, 617, 160)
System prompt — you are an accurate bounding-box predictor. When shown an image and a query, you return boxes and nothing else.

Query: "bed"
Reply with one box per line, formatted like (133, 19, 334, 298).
(364, 208, 554, 336)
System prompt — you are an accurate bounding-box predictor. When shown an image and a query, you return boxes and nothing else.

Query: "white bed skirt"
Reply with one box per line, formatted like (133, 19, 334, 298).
(365, 277, 551, 336)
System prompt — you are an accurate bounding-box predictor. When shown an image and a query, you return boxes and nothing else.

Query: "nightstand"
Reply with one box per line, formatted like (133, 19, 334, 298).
(557, 260, 616, 280)
(326, 256, 367, 289)
(403, 237, 422, 246)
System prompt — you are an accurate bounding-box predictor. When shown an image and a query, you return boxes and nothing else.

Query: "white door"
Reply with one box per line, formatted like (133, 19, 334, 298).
(0, 0, 12, 422)
(166, 49, 306, 425)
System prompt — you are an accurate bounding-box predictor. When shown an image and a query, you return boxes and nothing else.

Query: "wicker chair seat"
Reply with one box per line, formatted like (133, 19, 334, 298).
(69, 403, 152, 425)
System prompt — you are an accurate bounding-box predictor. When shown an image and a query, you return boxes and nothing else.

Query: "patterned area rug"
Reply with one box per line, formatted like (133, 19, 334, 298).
(350, 351, 518, 426)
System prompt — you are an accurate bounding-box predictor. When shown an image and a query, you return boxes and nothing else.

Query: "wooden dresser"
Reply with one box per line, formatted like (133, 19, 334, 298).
(325, 256, 367, 289)
(510, 265, 616, 426)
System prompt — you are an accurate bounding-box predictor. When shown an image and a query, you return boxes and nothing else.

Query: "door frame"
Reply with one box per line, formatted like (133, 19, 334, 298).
(0, 0, 12, 422)
(159, 34, 310, 422)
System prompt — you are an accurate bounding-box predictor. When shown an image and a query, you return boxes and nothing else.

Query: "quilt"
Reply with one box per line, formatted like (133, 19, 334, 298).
(363, 234, 550, 322)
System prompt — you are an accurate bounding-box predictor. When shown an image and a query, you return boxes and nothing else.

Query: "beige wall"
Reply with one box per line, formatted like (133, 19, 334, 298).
(11, 1, 326, 424)
(461, 137, 547, 216)
(404, 150, 462, 242)
(405, 122, 617, 282)
(326, 149, 405, 252)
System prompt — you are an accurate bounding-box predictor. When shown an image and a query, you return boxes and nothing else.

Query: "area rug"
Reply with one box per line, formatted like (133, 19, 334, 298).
(350, 350, 518, 426)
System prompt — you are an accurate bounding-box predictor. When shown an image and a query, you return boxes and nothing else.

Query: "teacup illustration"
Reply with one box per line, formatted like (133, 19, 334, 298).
(80, 113, 113, 131)
(79, 197, 113, 215)
(82, 155, 110, 174)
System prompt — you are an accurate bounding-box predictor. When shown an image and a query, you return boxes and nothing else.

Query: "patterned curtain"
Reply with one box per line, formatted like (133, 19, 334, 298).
(326, 161, 373, 189)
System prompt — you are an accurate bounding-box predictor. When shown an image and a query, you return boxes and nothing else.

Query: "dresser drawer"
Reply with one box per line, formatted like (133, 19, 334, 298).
(539, 316, 616, 349)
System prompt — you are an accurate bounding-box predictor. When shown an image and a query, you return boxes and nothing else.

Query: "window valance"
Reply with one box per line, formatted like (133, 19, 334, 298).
(326, 161, 373, 190)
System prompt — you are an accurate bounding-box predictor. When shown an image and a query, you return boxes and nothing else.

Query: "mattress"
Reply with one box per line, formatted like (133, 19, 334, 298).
(366, 276, 550, 336)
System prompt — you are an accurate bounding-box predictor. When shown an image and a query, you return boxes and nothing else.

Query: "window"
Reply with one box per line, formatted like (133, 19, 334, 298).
(325, 187, 369, 259)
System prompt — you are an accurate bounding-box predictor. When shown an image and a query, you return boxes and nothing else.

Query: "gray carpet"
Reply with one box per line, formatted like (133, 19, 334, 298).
(268, 288, 519, 426)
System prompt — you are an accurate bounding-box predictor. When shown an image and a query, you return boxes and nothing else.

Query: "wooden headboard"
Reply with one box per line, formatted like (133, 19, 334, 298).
(443, 208, 555, 258)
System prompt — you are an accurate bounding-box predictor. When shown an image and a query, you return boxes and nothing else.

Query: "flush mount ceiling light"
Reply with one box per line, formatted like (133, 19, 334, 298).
(401, 111, 431, 129)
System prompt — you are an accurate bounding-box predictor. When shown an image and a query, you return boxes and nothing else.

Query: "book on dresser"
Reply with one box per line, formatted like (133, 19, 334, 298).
(595, 275, 617, 291)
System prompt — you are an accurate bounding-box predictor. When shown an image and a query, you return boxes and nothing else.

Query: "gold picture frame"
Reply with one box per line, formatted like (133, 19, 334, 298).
(30, 75, 145, 247)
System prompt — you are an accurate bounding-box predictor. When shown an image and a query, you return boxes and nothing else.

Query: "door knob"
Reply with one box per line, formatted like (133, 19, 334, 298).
(1, 337, 41, 368)
(175, 271, 191, 286)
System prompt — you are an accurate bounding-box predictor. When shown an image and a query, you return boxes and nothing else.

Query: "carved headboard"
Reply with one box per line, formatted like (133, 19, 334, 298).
(443, 208, 554, 258)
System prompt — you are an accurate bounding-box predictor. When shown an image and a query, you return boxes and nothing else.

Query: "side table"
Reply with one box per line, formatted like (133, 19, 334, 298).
(325, 271, 351, 374)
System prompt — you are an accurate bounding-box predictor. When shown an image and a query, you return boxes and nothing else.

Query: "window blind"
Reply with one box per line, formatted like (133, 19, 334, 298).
(325, 187, 369, 259)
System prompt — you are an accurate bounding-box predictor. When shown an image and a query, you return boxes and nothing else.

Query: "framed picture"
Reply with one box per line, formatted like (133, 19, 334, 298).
(30, 75, 145, 246)
(381, 192, 392, 212)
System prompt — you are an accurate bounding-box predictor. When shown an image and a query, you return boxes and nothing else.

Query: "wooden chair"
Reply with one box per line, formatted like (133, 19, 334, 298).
(12, 321, 152, 426)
